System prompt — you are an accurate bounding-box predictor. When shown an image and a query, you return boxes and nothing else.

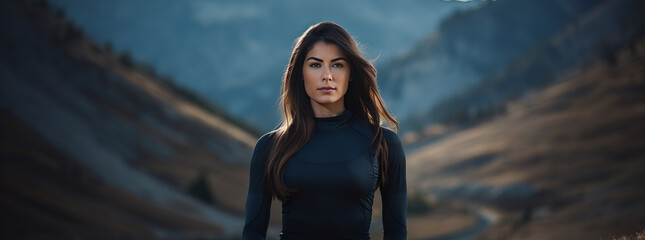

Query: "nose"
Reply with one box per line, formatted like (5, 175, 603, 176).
(322, 66, 332, 81)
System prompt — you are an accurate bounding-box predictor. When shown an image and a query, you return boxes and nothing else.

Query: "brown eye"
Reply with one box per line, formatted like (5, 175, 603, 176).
(332, 63, 344, 68)
(310, 63, 321, 68)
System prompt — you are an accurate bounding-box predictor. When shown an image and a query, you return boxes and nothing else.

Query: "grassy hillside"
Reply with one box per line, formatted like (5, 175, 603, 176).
(408, 35, 645, 240)
(1, 0, 280, 238)
(1, 108, 223, 238)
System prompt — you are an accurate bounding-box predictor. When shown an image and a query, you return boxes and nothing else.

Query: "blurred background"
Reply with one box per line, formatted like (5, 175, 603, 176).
(1, 0, 644, 239)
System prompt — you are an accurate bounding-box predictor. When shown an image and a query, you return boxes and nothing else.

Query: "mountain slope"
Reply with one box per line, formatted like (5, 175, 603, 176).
(408, 34, 645, 240)
(409, 0, 645, 136)
(0, 0, 279, 238)
(1, 108, 224, 238)
(378, 0, 605, 126)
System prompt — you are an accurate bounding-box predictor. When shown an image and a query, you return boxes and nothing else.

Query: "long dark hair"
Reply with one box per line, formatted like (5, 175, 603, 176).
(264, 21, 398, 201)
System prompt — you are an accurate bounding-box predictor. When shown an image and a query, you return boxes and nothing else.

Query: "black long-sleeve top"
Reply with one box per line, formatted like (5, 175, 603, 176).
(243, 109, 407, 240)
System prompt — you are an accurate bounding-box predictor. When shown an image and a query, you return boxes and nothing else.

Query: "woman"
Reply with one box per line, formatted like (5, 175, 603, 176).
(243, 21, 407, 240)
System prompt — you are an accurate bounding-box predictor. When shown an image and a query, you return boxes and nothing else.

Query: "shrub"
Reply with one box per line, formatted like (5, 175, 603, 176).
(611, 227, 645, 240)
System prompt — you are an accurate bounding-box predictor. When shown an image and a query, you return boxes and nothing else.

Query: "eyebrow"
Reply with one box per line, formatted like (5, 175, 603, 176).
(306, 57, 347, 62)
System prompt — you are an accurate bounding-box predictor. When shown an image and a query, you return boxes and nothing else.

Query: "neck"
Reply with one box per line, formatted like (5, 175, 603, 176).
(311, 100, 345, 118)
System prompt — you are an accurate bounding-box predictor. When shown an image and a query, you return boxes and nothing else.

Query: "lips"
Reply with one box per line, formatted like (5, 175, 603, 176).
(318, 86, 336, 90)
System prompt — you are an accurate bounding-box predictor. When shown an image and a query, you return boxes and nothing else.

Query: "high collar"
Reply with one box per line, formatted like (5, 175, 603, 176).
(313, 109, 353, 131)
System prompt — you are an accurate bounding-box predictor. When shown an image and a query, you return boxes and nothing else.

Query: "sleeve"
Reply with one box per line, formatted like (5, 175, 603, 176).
(380, 128, 407, 240)
(243, 132, 275, 240)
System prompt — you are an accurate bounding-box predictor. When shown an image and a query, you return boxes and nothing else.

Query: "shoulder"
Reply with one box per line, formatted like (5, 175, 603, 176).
(349, 118, 402, 146)
(380, 127, 406, 164)
(381, 127, 402, 147)
(257, 129, 278, 144)
(250, 130, 278, 167)
(254, 129, 278, 152)
(348, 117, 376, 141)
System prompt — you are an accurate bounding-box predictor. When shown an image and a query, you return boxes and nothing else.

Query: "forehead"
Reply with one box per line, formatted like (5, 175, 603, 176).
(305, 41, 346, 59)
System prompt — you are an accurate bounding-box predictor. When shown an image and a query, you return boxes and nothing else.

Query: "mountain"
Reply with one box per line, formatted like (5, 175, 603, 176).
(405, 0, 645, 136)
(407, 33, 645, 240)
(0, 0, 278, 238)
(376, 0, 644, 134)
(45, 0, 484, 132)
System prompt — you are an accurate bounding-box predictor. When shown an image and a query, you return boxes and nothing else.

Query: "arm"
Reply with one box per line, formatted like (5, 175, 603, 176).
(243, 132, 275, 240)
(380, 129, 407, 240)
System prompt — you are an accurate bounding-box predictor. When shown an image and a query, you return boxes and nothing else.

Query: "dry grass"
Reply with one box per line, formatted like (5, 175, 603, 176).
(1, 109, 222, 238)
(407, 211, 478, 239)
(408, 35, 645, 240)
(611, 227, 645, 240)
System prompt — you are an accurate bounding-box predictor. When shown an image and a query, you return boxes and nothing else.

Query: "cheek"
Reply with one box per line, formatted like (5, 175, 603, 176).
(340, 82, 350, 96)
(303, 67, 317, 81)
(338, 71, 350, 92)
(302, 71, 317, 94)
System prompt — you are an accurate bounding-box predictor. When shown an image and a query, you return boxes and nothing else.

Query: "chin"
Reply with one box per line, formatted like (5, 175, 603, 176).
(315, 97, 340, 104)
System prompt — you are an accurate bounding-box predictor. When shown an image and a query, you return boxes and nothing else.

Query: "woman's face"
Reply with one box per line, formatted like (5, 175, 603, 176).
(302, 41, 351, 113)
